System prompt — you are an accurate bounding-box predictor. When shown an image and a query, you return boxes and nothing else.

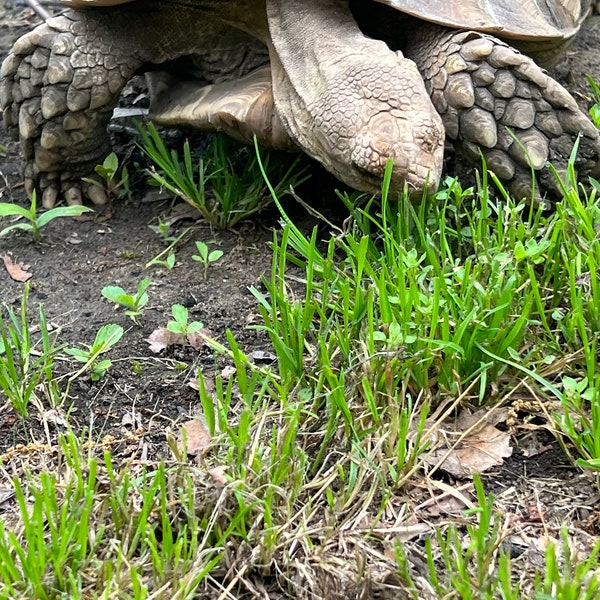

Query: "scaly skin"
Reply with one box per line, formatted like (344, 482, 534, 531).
(266, 0, 445, 195)
(1, 0, 445, 204)
(0, 0, 265, 207)
(406, 25, 600, 204)
(1, 11, 141, 207)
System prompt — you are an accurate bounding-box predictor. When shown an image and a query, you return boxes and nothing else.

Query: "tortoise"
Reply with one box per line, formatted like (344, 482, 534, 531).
(1, 0, 599, 208)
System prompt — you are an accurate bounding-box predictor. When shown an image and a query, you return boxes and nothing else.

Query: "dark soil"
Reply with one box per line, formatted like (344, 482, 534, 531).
(1, 0, 600, 582)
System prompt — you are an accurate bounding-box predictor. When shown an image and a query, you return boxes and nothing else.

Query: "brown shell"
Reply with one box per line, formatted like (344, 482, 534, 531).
(375, 0, 590, 42)
(61, 0, 590, 42)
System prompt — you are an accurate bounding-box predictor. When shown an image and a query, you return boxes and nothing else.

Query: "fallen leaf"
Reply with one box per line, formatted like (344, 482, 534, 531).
(41, 407, 68, 428)
(221, 365, 236, 379)
(250, 350, 277, 363)
(426, 410, 513, 478)
(121, 409, 142, 429)
(208, 465, 228, 485)
(187, 375, 216, 394)
(2, 254, 32, 282)
(187, 327, 211, 349)
(178, 419, 212, 456)
(163, 204, 199, 224)
(145, 326, 211, 352)
(0, 488, 16, 506)
(145, 327, 184, 353)
(95, 209, 114, 223)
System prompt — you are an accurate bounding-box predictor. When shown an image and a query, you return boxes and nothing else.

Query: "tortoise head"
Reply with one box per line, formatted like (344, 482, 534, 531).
(272, 47, 445, 196)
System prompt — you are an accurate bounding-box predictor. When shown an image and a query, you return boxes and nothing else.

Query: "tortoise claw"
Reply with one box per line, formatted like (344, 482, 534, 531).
(42, 186, 58, 210)
(87, 185, 109, 206)
(64, 186, 83, 206)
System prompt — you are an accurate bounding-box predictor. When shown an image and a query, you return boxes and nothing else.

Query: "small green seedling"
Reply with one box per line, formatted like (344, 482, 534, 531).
(147, 251, 176, 270)
(167, 304, 203, 338)
(65, 323, 124, 381)
(83, 152, 130, 201)
(192, 241, 224, 279)
(0, 191, 92, 242)
(146, 227, 190, 270)
(588, 76, 600, 129)
(101, 277, 151, 322)
(149, 217, 178, 244)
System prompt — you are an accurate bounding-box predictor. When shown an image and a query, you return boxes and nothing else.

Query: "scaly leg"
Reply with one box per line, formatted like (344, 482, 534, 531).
(406, 25, 600, 204)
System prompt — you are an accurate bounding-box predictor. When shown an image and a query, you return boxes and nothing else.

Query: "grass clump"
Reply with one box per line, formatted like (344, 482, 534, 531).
(0, 433, 225, 599)
(0, 284, 62, 417)
(138, 124, 307, 229)
(2, 148, 600, 597)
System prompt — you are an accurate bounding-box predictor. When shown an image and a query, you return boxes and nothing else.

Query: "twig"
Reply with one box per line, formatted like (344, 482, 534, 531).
(24, 0, 52, 21)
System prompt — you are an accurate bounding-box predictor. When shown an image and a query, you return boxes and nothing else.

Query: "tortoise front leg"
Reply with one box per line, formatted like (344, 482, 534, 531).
(0, 1, 250, 207)
(405, 25, 600, 205)
(1, 11, 144, 207)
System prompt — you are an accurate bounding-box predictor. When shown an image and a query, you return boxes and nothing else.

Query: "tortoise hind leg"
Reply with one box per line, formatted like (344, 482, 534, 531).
(405, 25, 600, 205)
(146, 66, 296, 151)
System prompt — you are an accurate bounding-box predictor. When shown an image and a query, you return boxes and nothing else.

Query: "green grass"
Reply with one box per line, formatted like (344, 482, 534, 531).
(138, 123, 308, 229)
(0, 284, 63, 417)
(0, 434, 224, 599)
(2, 138, 600, 596)
(0, 191, 92, 242)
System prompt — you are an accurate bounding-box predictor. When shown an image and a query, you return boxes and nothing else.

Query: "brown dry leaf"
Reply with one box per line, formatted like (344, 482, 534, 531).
(221, 365, 236, 379)
(2, 254, 32, 282)
(208, 465, 228, 485)
(0, 488, 15, 506)
(178, 419, 212, 456)
(162, 204, 199, 224)
(146, 327, 211, 352)
(187, 327, 211, 350)
(41, 407, 68, 428)
(440, 428, 511, 477)
(145, 327, 184, 353)
(427, 410, 513, 478)
(73, 212, 98, 223)
(250, 350, 277, 363)
(187, 375, 215, 394)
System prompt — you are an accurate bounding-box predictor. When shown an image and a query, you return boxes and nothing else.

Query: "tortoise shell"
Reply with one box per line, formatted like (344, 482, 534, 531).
(60, 0, 591, 43)
(374, 0, 590, 42)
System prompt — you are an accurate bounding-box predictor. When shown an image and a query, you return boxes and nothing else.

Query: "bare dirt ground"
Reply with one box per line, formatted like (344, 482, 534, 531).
(1, 2, 600, 597)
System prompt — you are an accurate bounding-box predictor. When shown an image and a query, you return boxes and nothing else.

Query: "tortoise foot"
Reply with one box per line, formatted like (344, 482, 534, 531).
(408, 27, 600, 204)
(0, 12, 141, 207)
